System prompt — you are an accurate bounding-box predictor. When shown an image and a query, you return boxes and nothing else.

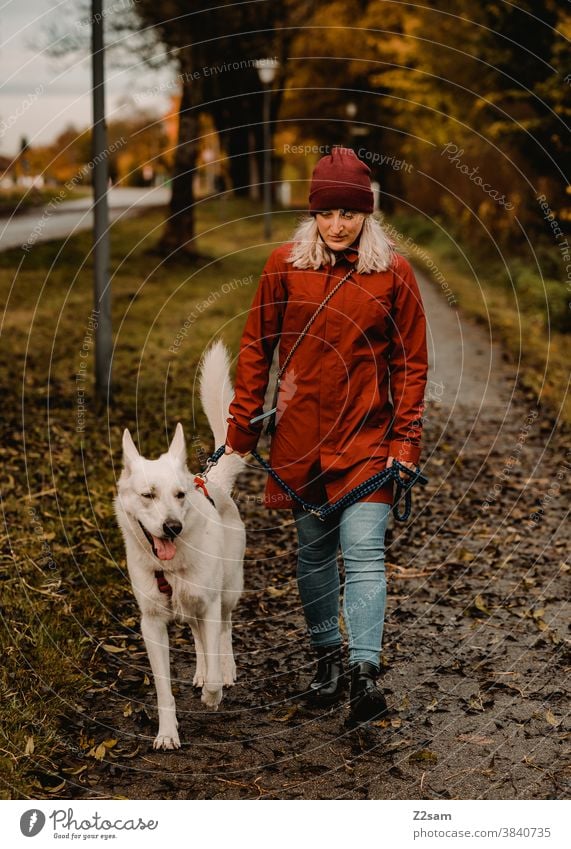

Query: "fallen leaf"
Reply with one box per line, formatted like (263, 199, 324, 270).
(467, 695, 485, 712)
(546, 710, 560, 727)
(62, 765, 87, 775)
(266, 585, 289, 598)
(90, 743, 107, 760)
(117, 746, 140, 759)
(271, 705, 299, 722)
(457, 733, 494, 745)
(470, 595, 492, 617)
(88, 739, 117, 761)
(46, 779, 66, 793)
(409, 749, 438, 763)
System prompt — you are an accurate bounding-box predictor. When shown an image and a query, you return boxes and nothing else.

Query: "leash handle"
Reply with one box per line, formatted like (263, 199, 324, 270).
(393, 461, 428, 487)
(391, 462, 425, 522)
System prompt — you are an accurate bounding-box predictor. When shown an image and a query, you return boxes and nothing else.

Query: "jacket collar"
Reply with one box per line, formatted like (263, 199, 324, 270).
(334, 233, 361, 265)
(331, 244, 359, 266)
(340, 246, 359, 264)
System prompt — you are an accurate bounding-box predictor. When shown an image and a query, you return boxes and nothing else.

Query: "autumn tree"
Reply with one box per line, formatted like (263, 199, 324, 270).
(363, 1, 570, 235)
(113, 0, 319, 255)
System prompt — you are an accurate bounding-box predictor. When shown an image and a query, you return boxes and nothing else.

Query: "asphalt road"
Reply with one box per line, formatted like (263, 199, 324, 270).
(0, 186, 170, 252)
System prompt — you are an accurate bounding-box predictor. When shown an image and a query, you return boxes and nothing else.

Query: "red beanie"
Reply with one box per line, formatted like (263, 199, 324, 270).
(309, 147, 374, 214)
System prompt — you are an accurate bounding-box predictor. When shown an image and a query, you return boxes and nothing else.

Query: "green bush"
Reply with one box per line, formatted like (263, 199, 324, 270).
(513, 268, 570, 333)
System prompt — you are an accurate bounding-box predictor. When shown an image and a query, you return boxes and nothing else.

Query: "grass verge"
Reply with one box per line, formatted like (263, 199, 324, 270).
(0, 187, 91, 217)
(0, 198, 297, 797)
(389, 212, 570, 425)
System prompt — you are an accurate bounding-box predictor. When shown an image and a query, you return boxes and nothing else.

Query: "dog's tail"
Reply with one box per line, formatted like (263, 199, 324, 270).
(199, 340, 245, 493)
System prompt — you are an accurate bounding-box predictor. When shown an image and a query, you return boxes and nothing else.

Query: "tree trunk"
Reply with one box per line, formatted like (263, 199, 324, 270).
(159, 61, 200, 257)
(225, 123, 254, 196)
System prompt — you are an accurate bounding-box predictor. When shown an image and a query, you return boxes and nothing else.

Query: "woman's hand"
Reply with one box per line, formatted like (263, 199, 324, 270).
(224, 444, 250, 458)
(386, 455, 418, 480)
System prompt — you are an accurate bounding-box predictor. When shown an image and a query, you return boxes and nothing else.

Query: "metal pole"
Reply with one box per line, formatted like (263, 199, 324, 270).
(92, 0, 112, 405)
(263, 83, 271, 240)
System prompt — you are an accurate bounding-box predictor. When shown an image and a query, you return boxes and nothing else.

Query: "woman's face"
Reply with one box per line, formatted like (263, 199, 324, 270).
(315, 209, 366, 251)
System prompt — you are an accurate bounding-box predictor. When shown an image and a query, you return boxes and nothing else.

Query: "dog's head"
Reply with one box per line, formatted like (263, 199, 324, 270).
(116, 422, 192, 561)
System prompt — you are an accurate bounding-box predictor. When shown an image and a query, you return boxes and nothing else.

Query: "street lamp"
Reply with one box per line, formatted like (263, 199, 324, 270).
(255, 58, 279, 240)
(345, 101, 369, 142)
(346, 102, 357, 145)
(92, 0, 112, 406)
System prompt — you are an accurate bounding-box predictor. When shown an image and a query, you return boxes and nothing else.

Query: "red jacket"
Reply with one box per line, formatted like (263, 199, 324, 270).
(226, 243, 428, 510)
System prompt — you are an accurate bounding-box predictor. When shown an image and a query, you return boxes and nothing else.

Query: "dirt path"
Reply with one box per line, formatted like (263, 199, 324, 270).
(419, 269, 515, 412)
(60, 270, 569, 800)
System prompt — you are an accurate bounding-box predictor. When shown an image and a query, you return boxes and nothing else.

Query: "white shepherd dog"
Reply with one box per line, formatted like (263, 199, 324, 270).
(114, 342, 245, 750)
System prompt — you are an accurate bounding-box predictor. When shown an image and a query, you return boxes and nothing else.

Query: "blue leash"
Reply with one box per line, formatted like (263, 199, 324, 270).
(202, 445, 427, 522)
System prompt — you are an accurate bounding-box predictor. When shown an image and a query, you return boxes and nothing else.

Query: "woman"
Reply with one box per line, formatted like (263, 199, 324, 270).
(225, 147, 428, 726)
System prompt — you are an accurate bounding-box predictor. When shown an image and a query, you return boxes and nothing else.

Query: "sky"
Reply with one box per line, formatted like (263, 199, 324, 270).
(0, 0, 174, 157)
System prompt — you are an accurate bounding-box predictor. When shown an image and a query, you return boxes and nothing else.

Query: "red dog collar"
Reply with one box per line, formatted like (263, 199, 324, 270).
(194, 475, 216, 507)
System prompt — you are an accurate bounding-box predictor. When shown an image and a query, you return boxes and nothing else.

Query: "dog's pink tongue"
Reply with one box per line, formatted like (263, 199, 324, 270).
(152, 536, 176, 560)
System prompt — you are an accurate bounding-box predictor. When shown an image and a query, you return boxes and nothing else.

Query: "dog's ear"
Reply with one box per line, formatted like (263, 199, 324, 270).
(122, 428, 140, 474)
(168, 422, 186, 465)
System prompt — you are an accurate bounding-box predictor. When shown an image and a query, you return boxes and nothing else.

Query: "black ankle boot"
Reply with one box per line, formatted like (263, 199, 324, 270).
(301, 645, 346, 707)
(347, 661, 388, 726)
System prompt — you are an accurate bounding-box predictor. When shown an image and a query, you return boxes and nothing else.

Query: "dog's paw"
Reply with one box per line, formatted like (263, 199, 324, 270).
(153, 730, 181, 750)
(193, 668, 205, 688)
(201, 685, 223, 710)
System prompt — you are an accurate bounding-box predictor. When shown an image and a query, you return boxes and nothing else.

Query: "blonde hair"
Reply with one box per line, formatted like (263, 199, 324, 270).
(287, 214, 396, 274)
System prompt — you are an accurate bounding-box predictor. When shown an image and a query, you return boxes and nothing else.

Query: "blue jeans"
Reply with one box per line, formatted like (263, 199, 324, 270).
(292, 502, 391, 669)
